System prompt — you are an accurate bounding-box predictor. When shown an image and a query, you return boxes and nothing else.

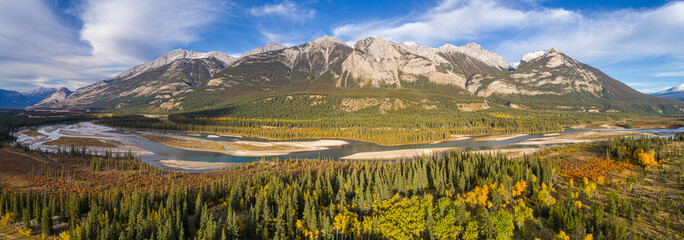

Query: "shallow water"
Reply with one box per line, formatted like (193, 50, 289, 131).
(17, 122, 684, 165)
(123, 125, 684, 163)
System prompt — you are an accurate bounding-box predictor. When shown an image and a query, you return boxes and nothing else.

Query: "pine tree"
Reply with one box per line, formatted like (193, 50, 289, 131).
(41, 207, 52, 236)
(22, 207, 30, 231)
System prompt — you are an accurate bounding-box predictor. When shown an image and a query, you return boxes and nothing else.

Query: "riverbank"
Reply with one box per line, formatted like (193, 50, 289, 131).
(141, 131, 350, 157)
(15, 122, 684, 164)
(514, 130, 654, 146)
(155, 160, 241, 171)
(340, 147, 456, 160)
(16, 122, 152, 155)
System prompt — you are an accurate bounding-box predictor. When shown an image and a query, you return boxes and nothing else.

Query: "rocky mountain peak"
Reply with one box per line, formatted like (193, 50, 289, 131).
(32, 87, 71, 107)
(461, 42, 484, 50)
(114, 49, 236, 80)
(520, 50, 550, 63)
(21, 87, 58, 105)
(310, 35, 345, 45)
(401, 41, 419, 47)
(436, 42, 511, 70)
(157, 49, 235, 65)
(21, 87, 57, 96)
(655, 83, 684, 94)
(519, 48, 565, 64)
(353, 37, 405, 61)
(241, 42, 287, 58)
(399, 41, 448, 64)
(342, 37, 466, 87)
(651, 83, 684, 101)
(275, 35, 352, 76)
(437, 43, 457, 51)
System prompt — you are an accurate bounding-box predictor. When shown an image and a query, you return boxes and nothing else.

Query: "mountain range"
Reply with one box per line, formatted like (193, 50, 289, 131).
(0, 87, 74, 109)
(28, 36, 684, 114)
(651, 84, 684, 101)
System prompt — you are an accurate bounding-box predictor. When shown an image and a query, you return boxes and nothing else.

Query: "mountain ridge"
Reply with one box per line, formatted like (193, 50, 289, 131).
(651, 83, 684, 101)
(32, 87, 72, 107)
(21, 87, 58, 105)
(33, 36, 684, 114)
(0, 89, 32, 109)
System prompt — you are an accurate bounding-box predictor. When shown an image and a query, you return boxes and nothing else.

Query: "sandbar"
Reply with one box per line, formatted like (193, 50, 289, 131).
(340, 147, 456, 160)
(475, 134, 527, 141)
(514, 131, 649, 146)
(155, 160, 240, 171)
(469, 148, 539, 158)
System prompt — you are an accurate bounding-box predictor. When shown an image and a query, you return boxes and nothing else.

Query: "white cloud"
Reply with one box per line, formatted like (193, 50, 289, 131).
(334, 0, 576, 48)
(333, 0, 684, 65)
(249, 1, 315, 22)
(625, 82, 651, 87)
(653, 70, 684, 77)
(258, 30, 298, 47)
(497, 2, 684, 63)
(79, 0, 223, 64)
(0, 0, 223, 90)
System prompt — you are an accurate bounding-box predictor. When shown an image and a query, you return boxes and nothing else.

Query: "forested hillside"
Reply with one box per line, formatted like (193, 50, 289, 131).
(32, 37, 684, 117)
(0, 132, 682, 239)
(99, 88, 618, 145)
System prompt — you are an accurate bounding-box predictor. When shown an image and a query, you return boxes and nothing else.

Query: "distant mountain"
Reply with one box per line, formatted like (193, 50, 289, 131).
(0, 89, 31, 109)
(21, 87, 58, 105)
(114, 49, 237, 81)
(202, 36, 353, 96)
(240, 42, 287, 58)
(468, 48, 607, 97)
(33, 49, 245, 110)
(338, 37, 467, 87)
(34, 36, 684, 114)
(651, 84, 684, 101)
(31, 87, 72, 106)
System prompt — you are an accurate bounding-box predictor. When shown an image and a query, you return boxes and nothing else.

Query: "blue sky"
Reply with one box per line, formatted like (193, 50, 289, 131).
(1, 0, 682, 93)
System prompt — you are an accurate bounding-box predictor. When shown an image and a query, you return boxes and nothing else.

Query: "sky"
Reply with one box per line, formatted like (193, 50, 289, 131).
(0, 0, 683, 93)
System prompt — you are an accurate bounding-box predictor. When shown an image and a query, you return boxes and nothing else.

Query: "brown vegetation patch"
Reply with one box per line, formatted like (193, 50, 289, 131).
(21, 130, 44, 137)
(617, 118, 684, 129)
(44, 137, 119, 148)
(340, 98, 411, 113)
(541, 145, 632, 181)
(559, 156, 632, 180)
(456, 102, 490, 112)
(229, 143, 299, 151)
(140, 134, 225, 151)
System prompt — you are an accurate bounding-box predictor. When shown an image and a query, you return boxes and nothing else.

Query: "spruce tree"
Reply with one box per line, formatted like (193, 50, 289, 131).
(41, 207, 52, 236)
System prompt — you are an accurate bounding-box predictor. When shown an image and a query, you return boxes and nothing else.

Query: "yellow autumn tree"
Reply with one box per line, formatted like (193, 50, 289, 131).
(554, 230, 570, 240)
(376, 194, 432, 240)
(511, 180, 528, 198)
(332, 207, 360, 237)
(636, 149, 657, 168)
(464, 184, 492, 209)
(513, 199, 534, 228)
(532, 183, 556, 208)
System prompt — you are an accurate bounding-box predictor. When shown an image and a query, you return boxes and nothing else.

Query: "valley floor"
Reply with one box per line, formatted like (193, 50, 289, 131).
(0, 133, 683, 239)
(14, 121, 681, 171)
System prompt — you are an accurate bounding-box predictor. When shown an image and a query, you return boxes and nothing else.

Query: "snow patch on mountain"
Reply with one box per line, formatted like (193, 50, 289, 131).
(655, 84, 684, 94)
(397, 41, 512, 70)
(114, 50, 237, 80)
(34, 87, 71, 106)
(241, 42, 287, 58)
(521, 50, 550, 63)
(398, 42, 449, 65)
(21, 87, 58, 105)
